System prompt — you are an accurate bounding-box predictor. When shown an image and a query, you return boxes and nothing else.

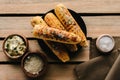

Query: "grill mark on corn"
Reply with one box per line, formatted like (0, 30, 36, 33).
(44, 12, 78, 52)
(55, 4, 88, 46)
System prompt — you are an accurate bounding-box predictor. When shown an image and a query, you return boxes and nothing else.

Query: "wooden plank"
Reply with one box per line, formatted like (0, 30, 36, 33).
(0, 16, 120, 38)
(0, 0, 119, 13)
(82, 16, 120, 38)
(0, 64, 77, 80)
(0, 0, 73, 4)
(0, 16, 119, 62)
(0, 65, 28, 80)
(0, 30, 33, 38)
(41, 64, 77, 80)
(0, 17, 32, 30)
(0, 40, 90, 62)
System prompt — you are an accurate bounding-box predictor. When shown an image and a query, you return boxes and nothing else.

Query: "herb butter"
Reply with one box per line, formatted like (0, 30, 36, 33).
(4, 35, 26, 56)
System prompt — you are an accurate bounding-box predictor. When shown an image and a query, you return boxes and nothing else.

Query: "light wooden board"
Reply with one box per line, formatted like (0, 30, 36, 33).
(0, 65, 28, 80)
(0, 64, 77, 80)
(0, 0, 119, 79)
(0, 40, 90, 62)
(83, 16, 120, 38)
(0, 0, 119, 13)
(0, 17, 32, 30)
(0, 16, 120, 38)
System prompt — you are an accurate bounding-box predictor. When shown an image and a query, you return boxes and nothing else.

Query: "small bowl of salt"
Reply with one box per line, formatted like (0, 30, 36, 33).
(96, 34, 115, 53)
(21, 52, 48, 78)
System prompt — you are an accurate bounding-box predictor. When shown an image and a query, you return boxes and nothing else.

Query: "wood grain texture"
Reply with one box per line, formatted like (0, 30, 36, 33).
(0, 65, 28, 80)
(83, 16, 120, 38)
(0, 17, 32, 30)
(41, 64, 77, 80)
(0, 40, 90, 62)
(0, 0, 119, 14)
(0, 0, 119, 79)
(0, 16, 120, 38)
(0, 64, 77, 80)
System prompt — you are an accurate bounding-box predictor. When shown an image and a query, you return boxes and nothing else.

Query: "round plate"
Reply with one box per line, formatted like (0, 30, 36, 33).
(37, 9, 87, 61)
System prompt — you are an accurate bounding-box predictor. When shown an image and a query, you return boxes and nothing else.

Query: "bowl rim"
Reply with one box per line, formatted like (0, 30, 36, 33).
(2, 34, 28, 59)
(96, 34, 115, 53)
(21, 51, 48, 78)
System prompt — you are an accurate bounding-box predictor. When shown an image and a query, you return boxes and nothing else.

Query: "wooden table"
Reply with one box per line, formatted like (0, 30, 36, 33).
(0, 0, 120, 80)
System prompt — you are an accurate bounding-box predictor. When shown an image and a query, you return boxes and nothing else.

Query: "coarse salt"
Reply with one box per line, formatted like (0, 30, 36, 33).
(99, 37, 113, 51)
(24, 55, 44, 75)
(96, 34, 115, 53)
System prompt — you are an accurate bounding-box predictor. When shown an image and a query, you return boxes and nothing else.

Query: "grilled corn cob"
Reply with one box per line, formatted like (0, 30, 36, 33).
(44, 13, 65, 30)
(31, 16, 70, 62)
(54, 4, 88, 47)
(31, 16, 48, 27)
(33, 25, 81, 44)
(44, 12, 78, 52)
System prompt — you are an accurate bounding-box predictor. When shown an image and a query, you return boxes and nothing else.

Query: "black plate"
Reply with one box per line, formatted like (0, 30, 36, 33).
(37, 9, 87, 61)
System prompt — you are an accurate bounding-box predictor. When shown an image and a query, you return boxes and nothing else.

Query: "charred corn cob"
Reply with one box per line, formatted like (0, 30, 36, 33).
(31, 16, 70, 62)
(44, 12, 78, 52)
(55, 4, 88, 47)
(33, 25, 81, 44)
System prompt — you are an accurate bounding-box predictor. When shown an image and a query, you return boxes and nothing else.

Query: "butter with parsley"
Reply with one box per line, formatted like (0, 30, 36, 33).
(4, 35, 26, 56)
